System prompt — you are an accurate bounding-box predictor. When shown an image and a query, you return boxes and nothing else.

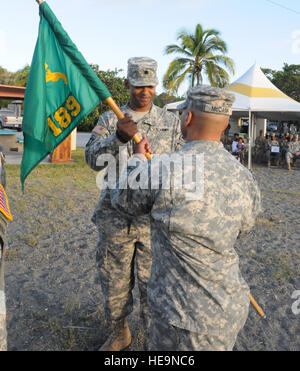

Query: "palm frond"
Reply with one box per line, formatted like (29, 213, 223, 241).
(163, 23, 235, 93)
(177, 31, 196, 52)
(165, 66, 193, 95)
(205, 54, 235, 74)
(164, 44, 193, 57)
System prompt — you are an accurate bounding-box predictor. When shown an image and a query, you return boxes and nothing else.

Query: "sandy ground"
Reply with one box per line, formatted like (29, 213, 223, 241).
(3, 155, 300, 351)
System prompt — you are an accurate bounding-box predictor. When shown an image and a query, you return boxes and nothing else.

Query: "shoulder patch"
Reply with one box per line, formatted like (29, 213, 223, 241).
(92, 124, 106, 135)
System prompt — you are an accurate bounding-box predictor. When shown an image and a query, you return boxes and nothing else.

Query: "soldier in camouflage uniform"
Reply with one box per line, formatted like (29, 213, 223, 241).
(0, 144, 8, 351)
(111, 85, 261, 351)
(85, 57, 182, 350)
(266, 133, 280, 167)
(286, 134, 300, 170)
(254, 130, 266, 164)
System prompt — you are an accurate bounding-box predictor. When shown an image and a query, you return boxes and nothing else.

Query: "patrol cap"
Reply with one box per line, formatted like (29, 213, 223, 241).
(127, 57, 159, 87)
(177, 85, 235, 116)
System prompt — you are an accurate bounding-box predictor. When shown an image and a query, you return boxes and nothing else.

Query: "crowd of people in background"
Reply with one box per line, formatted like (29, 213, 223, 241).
(222, 125, 300, 170)
(254, 130, 300, 170)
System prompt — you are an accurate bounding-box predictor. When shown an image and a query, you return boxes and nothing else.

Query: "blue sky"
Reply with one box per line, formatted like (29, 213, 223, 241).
(0, 0, 300, 95)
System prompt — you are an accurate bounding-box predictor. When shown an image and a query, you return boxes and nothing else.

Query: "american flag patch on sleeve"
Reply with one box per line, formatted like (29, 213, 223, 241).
(0, 184, 13, 222)
(92, 124, 106, 135)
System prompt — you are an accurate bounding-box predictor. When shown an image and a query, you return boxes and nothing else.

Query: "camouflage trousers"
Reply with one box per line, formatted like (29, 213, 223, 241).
(150, 312, 245, 351)
(0, 246, 6, 351)
(95, 207, 152, 328)
(286, 152, 300, 165)
(254, 147, 265, 163)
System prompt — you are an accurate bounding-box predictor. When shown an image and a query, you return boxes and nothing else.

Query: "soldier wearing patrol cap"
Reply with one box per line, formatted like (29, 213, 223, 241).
(111, 85, 261, 351)
(85, 57, 182, 350)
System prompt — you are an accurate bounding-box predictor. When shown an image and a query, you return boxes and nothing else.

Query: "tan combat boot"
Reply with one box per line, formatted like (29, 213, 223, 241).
(287, 161, 292, 171)
(99, 318, 131, 351)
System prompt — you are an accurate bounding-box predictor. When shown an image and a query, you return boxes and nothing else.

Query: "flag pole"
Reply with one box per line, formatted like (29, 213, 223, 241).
(105, 97, 152, 159)
(35, 0, 152, 160)
(249, 293, 266, 318)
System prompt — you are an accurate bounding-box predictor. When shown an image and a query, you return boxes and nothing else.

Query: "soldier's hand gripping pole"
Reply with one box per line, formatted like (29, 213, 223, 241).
(249, 293, 266, 318)
(105, 97, 152, 160)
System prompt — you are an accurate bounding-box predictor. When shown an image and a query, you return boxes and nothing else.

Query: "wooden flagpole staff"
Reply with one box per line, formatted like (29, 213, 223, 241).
(249, 293, 266, 318)
(105, 97, 152, 160)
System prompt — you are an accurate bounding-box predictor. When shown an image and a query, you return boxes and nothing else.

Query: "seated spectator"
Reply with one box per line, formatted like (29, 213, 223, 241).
(237, 137, 246, 165)
(286, 134, 300, 171)
(231, 133, 239, 147)
(231, 138, 238, 153)
(232, 137, 245, 165)
(266, 133, 280, 168)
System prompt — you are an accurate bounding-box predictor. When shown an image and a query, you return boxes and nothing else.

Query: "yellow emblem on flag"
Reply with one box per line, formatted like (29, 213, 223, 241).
(0, 184, 13, 222)
(45, 63, 68, 84)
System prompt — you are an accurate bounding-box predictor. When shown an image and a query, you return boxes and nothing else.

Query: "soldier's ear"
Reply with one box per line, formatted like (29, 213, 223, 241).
(185, 111, 193, 127)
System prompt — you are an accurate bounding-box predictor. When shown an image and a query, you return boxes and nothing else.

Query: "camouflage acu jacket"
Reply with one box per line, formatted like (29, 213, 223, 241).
(85, 104, 182, 221)
(111, 140, 261, 334)
(287, 141, 300, 154)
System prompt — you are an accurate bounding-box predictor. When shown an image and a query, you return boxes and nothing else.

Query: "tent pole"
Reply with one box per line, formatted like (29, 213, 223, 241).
(248, 110, 252, 170)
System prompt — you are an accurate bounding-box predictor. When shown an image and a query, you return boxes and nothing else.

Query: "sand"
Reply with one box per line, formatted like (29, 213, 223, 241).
(3, 162, 300, 351)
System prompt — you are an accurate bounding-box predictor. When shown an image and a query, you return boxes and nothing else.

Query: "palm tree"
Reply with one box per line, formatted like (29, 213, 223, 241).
(163, 24, 235, 94)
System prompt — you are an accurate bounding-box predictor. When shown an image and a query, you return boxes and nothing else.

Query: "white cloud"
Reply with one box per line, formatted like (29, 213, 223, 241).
(0, 31, 7, 57)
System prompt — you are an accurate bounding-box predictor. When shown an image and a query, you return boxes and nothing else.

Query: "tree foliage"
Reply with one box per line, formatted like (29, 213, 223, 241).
(153, 92, 184, 108)
(262, 64, 300, 102)
(163, 24, 235, 94)
(78, 66, 130, 131)
(0, 65, 30, 87)
(0, 65, 31, 108)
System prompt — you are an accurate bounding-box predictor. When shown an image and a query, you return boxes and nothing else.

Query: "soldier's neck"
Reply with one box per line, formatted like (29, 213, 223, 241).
(186, 133, 222, 142)
(129, 102, 152, 112)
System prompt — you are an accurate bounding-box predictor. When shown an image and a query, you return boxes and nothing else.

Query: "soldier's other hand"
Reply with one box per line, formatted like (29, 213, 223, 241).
(3, 248, 8, 258)
(133, 135, 152, 158)
(116, 114, 138, 143)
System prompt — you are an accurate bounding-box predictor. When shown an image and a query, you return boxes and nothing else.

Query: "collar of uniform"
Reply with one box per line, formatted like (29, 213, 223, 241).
(182, 140, 224, 151)
(125, 103, 159, 126)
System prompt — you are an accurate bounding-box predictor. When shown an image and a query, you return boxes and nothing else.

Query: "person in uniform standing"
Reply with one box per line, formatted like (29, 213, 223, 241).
(286, 134, 300, 170)
(111, 85, 261, 351)
(254, 130, 266, 164)
(85, 57, 182, 350)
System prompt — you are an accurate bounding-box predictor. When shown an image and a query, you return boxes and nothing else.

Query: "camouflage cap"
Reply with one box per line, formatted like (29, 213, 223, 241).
(127, 57, 159, 87)
(177, 85, 235, 116)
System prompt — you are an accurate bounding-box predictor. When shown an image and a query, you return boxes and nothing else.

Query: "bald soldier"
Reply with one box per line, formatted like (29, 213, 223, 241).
(85, 57, 182, 350)
(111, 85, 261, 351)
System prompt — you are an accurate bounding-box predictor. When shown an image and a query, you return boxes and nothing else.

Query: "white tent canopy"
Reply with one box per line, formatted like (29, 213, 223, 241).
(228, 63, 300, 121)
(165, 64, 300, 120)
(164, 64, 300, 169)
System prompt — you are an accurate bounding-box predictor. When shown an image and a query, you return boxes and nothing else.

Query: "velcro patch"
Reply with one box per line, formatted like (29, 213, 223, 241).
(0, 184, 13, 222)
(92, 125, 106, 135)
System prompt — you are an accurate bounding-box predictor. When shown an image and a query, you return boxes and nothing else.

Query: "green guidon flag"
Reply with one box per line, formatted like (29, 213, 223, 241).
(21, 1, 111, 189)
